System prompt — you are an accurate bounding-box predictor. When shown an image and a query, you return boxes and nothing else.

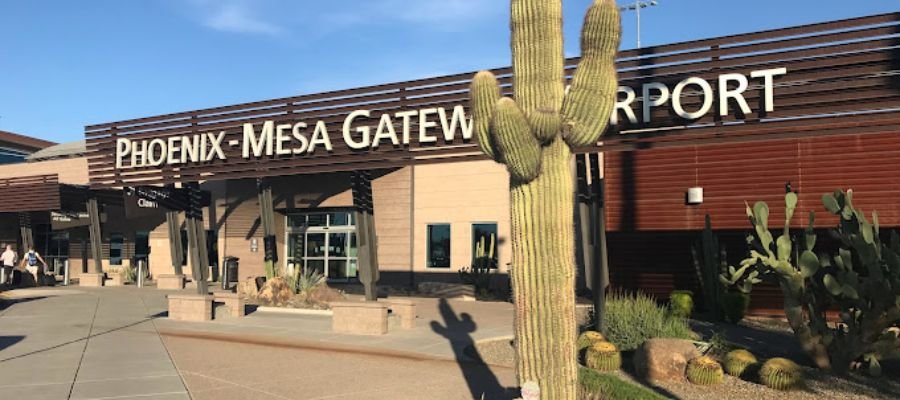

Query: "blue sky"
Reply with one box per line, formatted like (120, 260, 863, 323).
(0, 0, 896, 143)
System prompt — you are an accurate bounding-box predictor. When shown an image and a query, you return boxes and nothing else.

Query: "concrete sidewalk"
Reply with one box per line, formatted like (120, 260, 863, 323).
(0, 287, 188, 400)
(0, 285, 518, 399)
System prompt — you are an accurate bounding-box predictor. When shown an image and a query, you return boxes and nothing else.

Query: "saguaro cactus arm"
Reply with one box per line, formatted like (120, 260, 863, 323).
(562, 0, 621, 147)
(471, 71, 501, 160)
(511, 0, 565, 142)
(493, 98, 543, 181)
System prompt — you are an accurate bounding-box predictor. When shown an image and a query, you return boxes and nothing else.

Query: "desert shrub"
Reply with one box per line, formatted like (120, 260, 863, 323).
(601, 290, 697, 351)
(297, 268, 326, 295)
(669, 290, 694, 318)
(578, 368, 667, 400)
(704, 330, 735, 358)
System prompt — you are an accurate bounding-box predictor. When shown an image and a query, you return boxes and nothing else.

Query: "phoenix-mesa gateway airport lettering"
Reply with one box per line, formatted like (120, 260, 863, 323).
(114, 67, 787, 170)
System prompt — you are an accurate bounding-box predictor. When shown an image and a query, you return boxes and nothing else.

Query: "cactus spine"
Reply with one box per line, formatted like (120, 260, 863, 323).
(686, 356, 725, 385)
(759, 358, 803, 390)
(470, 1, 620, 397)
(723, 349, 758, 378)
(585, 341, 621, 372)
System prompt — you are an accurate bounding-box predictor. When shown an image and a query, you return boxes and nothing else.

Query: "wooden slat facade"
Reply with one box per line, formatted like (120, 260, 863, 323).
(84, 13, 900, 189)
(0, 174, 61, 212)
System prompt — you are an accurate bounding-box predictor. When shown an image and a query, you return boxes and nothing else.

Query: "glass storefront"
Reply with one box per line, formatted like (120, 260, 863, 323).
(285, 210, 357, 281)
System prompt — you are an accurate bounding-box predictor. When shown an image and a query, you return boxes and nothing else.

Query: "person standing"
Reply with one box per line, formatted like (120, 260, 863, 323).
(0, 244, 16, 285)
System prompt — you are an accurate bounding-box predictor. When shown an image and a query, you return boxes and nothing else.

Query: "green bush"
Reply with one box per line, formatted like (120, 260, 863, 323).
(601, 290, 697, 351)
(669, 290, 694, 318)
(578, 367, 667, 400)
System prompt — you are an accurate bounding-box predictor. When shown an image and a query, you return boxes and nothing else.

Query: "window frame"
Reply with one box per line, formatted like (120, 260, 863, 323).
(426, 223, 452, 269)
(471, 222, 499, 269)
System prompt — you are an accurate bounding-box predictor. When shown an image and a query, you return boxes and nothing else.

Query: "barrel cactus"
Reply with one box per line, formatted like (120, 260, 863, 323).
(724, 349, 758, 378)
(585, 341, 621, 372)
(759, 357, 803, 390)
(669, 290, 694, 318)
(469, 0, 620, 397)
(686, 356, 724, 385)
(577, 330, 606, 351)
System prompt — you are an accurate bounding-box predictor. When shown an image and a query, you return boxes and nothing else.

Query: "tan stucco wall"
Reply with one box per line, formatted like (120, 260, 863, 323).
(0, 157, 89, 185)
(412, 160, 511, 273)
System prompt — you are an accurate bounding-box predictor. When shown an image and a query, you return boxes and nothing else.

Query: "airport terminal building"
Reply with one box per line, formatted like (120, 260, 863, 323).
(1, 13, 898, 312)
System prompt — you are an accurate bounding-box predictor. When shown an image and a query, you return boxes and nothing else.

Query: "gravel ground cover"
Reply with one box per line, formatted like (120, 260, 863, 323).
(469, 318, 900, 399)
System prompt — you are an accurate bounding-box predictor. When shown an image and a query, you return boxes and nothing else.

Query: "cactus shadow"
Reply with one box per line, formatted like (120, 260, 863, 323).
(430, 298, 518, 400)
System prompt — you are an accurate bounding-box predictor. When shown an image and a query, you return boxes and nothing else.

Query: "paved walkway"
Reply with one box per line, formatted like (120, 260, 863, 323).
(0, 287, 187, 400)
(0, 286, 518, 400)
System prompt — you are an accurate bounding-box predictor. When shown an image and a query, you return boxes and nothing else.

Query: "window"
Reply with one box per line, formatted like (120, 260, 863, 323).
(472, 223, 498, 268)
(426, 224, 451, 268)
(109, 233, 124, 265)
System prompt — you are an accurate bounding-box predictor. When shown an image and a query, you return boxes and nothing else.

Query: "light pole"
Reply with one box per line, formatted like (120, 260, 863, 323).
(619, 1, 659, 48)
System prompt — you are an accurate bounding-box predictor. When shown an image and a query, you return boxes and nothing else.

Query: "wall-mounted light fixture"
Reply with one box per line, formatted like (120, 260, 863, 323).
(687, 187, 704, 205)
(250, 238, 259, 252)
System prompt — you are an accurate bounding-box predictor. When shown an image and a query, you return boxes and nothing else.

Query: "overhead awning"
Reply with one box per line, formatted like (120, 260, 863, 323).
(0, 174, 61, 213)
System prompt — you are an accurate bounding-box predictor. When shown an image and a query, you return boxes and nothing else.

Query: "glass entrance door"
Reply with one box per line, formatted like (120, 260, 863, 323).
(285, 211, 358, 281)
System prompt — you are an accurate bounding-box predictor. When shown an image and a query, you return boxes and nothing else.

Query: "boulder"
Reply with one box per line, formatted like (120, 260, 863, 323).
(633, 338, 701, 382)
(257, 277, 293, 306)
(237, 277, 259, 300)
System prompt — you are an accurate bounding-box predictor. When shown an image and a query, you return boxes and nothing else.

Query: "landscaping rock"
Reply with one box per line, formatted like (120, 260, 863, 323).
(257, 277, 293, 306)
(633, 338, 700, 382)
(237, 277, 259, 300)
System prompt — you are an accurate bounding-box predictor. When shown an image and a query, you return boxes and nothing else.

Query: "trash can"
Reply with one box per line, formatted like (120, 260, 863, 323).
(223, 256, 239, 289)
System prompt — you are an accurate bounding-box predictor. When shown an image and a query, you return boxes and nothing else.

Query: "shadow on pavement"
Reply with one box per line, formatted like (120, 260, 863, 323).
(0, 336, 24, 352)
(430, 298, 518, 400)
(0, 296, 49, 311)
(0, 314, 163, 363)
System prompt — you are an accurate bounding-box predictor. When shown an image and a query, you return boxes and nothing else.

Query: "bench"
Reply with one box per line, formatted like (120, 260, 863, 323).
(213, 292, 245, 318)
(167, 294, 213, 321)
(331, 301, 388, 335)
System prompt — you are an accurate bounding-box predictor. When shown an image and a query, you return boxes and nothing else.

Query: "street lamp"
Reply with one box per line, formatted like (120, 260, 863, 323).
(619, 1, 659, 48)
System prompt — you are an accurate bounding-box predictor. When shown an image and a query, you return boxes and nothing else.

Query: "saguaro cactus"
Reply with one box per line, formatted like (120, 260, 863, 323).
(469, 1, 620, 398)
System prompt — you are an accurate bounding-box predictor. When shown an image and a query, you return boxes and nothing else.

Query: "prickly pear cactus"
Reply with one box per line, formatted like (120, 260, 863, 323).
(743, 189, 900, 373)
(470, 1, 620, 397)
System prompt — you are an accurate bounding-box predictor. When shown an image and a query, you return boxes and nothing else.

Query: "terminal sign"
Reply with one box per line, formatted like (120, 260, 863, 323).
(113, 67, 786, 170)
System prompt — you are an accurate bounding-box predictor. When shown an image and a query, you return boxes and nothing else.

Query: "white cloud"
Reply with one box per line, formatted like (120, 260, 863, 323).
(189, 0, 284, 35)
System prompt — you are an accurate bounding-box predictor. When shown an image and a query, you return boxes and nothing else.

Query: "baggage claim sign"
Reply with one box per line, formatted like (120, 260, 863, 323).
(114, 68, 786, 170)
